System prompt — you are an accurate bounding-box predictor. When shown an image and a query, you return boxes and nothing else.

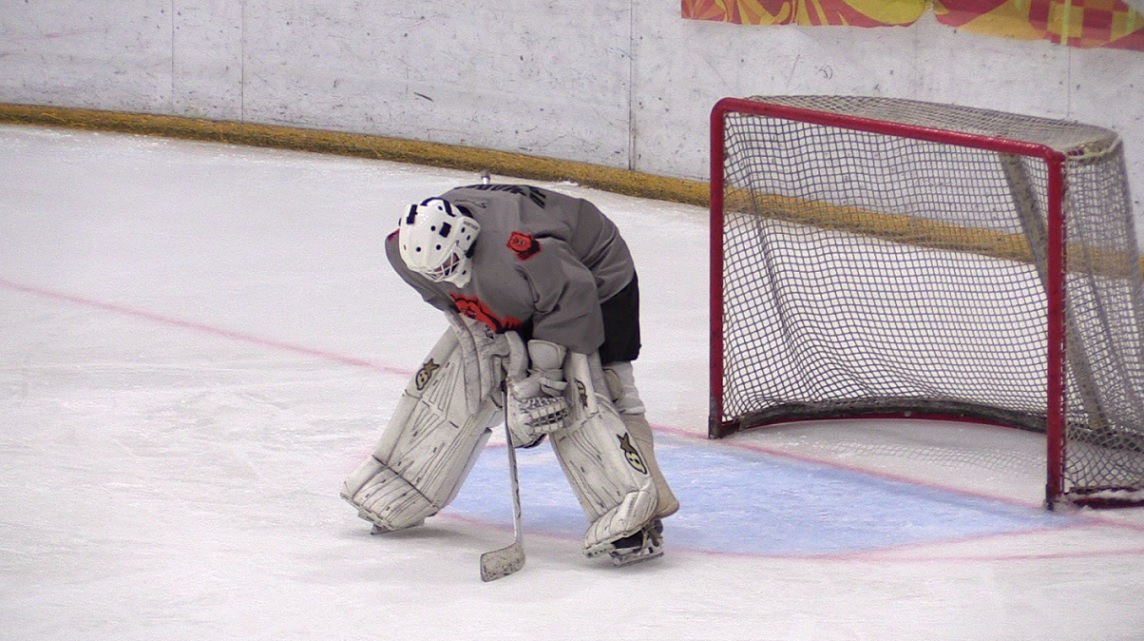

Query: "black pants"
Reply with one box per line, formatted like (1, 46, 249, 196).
(598, 272, 641, 364)
(516, 273, 641, 363)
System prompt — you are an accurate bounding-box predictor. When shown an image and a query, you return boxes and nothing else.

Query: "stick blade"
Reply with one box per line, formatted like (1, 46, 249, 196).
(480, 540, 525, 582)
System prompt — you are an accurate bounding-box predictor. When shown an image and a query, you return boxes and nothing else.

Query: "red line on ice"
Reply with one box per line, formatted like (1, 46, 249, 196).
(0, 276, 413, 378)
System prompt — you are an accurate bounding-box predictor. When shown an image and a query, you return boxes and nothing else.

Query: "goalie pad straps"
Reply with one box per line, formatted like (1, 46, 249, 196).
(341, 318, 507, 531)
(549, 351, 659, 556)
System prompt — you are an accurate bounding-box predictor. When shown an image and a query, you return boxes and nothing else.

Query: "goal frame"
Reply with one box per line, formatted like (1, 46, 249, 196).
(708, 97, 1070, 505)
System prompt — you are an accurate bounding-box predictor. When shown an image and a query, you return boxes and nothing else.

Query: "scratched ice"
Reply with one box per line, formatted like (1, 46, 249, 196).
(2, 125, 1143, 641)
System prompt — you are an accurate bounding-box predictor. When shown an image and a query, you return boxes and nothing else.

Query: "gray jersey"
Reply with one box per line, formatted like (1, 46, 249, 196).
(386, 184, 635, 355)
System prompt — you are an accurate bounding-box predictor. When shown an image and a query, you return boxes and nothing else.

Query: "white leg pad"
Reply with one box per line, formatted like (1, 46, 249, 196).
(620, 414, 680, 519)
(342, 318, 506, 530)
(341, 457, 437, 531)
(550, 352, 658, 556)
(604, 363, 680, 520)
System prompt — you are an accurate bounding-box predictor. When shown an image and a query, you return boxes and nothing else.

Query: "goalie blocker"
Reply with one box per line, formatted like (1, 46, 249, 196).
(341, 313, 675, 566)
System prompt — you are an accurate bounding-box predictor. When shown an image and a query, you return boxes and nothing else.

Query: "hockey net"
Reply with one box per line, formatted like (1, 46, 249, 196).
(709, 96, 1144, 507)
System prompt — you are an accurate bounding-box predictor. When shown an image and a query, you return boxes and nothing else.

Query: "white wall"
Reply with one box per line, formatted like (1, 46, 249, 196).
(2, 0, 1141, 217)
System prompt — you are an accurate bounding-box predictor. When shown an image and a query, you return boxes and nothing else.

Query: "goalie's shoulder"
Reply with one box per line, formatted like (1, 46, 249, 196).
(443, 183, 549, 208)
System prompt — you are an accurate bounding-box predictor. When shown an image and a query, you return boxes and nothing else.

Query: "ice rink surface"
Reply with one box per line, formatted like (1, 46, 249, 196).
(2, 125, 1143, 641)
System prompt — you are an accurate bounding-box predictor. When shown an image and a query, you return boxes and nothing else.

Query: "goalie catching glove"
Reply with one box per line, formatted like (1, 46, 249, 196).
(506, 339, 571, 446)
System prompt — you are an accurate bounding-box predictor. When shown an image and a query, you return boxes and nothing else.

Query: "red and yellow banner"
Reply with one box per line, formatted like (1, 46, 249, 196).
(682, 0, 1144, 51)
(682, 0, 926, 26)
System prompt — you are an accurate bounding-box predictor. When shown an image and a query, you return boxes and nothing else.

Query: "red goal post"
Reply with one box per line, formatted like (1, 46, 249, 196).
(708, 96, 1144, 508)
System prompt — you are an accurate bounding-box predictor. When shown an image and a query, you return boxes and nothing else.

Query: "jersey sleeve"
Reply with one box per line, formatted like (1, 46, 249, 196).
(521, 237, 606, 355)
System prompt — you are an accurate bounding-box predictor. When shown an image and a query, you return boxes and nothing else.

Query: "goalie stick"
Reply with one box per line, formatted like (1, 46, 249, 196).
(479, 420, 525, 581)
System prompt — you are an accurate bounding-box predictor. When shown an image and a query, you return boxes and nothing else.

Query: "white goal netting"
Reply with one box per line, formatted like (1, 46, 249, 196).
(712, 95, 1144, 505)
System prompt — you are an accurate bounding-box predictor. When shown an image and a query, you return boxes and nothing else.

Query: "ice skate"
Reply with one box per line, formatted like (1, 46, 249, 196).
(606, 519, 664, 566)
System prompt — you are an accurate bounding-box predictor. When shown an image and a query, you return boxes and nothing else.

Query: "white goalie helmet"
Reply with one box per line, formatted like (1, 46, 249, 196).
(398, 197, 480, 287)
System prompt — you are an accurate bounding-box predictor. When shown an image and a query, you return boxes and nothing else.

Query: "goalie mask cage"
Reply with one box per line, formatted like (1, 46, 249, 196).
(709, 96, 1144, 508)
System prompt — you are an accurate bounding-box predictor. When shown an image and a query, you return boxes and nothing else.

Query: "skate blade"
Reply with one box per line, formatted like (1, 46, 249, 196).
(609, 546, 664, 567)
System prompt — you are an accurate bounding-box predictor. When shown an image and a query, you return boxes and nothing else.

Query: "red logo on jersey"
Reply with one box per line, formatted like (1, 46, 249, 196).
(507, 231, 541, 260)
(450, 293, 523, 334)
